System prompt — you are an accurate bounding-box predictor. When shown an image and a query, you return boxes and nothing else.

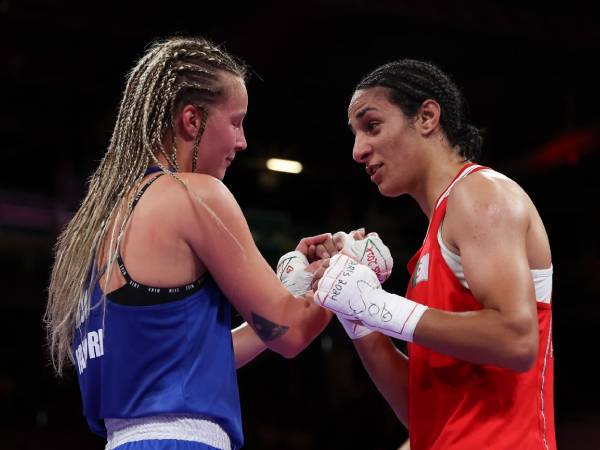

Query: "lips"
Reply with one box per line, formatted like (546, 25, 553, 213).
(365, 163, 380, 175)
(366, 163, 383, 182)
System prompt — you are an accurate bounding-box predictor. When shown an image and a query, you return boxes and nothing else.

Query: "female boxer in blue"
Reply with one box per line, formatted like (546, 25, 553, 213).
(45, 36, 332, 450)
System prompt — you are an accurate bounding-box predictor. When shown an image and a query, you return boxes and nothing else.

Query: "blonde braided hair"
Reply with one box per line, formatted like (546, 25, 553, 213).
(45, 36, 247, 375)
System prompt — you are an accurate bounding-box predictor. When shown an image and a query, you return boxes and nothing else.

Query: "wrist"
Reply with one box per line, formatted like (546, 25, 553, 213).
(276, 250, 311, 297)
(338, 315, 373, 340)
(277, 250, 308, 268)
(336, 231, 394, 283)
(358, 288, 427, 342)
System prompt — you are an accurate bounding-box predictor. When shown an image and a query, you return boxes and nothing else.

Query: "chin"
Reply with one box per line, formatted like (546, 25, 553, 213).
(377, 183, 400, 198)
(217, 169, 227, 180)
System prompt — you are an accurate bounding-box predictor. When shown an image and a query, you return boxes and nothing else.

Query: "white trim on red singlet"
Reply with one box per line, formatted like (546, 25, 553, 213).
(435, 164, 553, 304)
(435, 164, 483, 209)
(540, 317, 553, 450)
(437, 227, 553, 303)
(423, 164, 484, 243)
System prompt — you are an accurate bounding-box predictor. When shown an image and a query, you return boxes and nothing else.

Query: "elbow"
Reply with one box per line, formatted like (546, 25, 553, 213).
(493, 308, 538, 372)
(507, 346, 536, 372)
(271, 341, 304, 359)
(504, 327, 538, 372)
(281, 332, 313, 359)
(280, 346, 302, 359)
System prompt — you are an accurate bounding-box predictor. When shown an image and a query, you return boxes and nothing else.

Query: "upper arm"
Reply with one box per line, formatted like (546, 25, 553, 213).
(177, 175, 293, 325)
(444, 173, 538, 339)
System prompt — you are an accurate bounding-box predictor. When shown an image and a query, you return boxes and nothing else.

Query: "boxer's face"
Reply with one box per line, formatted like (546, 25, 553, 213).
(195, 73, 248, 179)
(348, 87, 423, 197)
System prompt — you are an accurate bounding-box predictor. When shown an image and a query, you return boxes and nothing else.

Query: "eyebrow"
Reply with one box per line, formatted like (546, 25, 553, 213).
(231, 110, 247, 119)
(355, 106, 376, 119)
(347, 106, 377, 132)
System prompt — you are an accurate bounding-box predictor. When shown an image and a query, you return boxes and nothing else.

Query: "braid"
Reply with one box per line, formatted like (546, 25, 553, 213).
(45, 36, 247, 375)
(356, 59, 482, 161)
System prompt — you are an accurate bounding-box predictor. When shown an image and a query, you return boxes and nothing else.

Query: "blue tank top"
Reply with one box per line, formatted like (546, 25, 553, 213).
(73, 174, 243, 448)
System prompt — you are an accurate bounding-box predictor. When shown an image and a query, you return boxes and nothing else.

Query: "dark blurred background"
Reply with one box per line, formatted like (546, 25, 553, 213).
(1, 1, 599, 449)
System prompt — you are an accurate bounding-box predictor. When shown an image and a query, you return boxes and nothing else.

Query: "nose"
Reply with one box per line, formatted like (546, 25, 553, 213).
(235, 125, 247, 152)
(352, 135, 372, 163)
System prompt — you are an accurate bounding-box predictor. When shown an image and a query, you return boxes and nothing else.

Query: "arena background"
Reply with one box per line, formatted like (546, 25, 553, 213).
(1, 1, 599, 449)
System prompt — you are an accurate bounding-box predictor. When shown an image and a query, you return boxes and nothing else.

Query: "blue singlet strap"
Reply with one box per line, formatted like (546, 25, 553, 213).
(144, 166, 167, 176)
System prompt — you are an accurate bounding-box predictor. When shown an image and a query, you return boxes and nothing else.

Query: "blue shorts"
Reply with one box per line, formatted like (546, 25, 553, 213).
(113, 440, 221, 450)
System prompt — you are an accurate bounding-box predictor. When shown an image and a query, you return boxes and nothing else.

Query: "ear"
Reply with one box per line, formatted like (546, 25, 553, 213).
(415, 99, 441, 137)
(177, 104, 205, 142)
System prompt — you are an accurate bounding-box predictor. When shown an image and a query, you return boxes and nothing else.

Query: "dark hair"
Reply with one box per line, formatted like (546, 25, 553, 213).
(356, 59, 482, 161)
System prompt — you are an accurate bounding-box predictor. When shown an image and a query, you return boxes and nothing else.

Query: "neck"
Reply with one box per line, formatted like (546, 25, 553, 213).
(154, 134, 194, 172)
(412, 149, 468, 220)
(154, 151, 176, 171)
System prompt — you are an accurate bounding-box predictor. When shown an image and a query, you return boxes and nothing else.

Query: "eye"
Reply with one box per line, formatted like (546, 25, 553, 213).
(232, 114, 245, 129)
(366, 121, 380, 133)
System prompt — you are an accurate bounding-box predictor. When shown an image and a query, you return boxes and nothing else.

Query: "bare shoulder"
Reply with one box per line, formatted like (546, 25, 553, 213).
(444, 170, 532, 248)
(449, 169, 530, 223)
(156, 173, 239, 213)
(143, 173, 246, 241)
(176, 172, 232, 200)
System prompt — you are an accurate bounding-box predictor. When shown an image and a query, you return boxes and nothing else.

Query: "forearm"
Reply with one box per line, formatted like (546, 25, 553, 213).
(315, 254, 536, 371)
(276, 296, 333, 358)
(232, 322, 268, 369)
(353, 333, 410, 427)
(241, 291, 333, 359)
(253, 250, 332, 357)
(414, 307, 537, 371)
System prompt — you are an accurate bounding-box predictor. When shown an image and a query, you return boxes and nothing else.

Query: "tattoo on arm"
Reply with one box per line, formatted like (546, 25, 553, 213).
(251, 313, 289, 341)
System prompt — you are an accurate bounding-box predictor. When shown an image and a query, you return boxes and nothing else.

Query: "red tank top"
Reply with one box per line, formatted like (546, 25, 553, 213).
(405, 163, 556, 450)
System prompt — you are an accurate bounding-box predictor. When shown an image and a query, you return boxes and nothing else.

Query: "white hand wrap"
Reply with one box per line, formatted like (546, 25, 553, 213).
(338, 316, 373, 340)
(276, 251, 312, 297)
(334, 231, 393, 283)
(315, 254, 427, 342)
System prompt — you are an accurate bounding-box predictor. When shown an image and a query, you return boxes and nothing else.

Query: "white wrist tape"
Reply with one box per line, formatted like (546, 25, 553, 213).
(315, 254, 426, 342)
(337, 315, 373, 340)
(334, 231, 393, 283)
(358, 287, 427, 343)
(276, 250, 312, 297)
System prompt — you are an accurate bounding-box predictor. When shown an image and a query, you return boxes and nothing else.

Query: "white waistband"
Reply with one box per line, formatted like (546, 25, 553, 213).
(105, 415, 232, 450)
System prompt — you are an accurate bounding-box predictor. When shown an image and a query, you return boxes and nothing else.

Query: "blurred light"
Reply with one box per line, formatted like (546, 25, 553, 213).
(531, 128, 598, 169)
(36, 409, 48, 426)
(266, 158, 303, 174)
(320, 335, 333, 353)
